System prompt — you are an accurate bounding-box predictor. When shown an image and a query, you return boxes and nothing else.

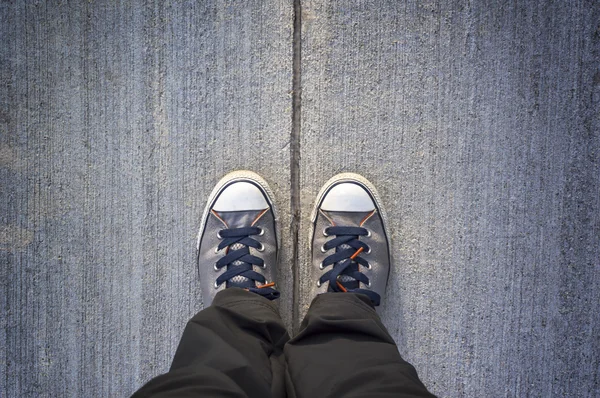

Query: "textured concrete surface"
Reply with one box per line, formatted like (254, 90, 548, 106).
(298, 1, 600, 397)
(0, 1, 292, 396)
(1, 1, 599, 397)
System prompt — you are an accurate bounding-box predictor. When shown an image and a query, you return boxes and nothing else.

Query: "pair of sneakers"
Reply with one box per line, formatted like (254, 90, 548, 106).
(197, 171, 390, 307)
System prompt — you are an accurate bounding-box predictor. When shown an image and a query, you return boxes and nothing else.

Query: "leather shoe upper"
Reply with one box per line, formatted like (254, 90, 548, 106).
(310, 176, 390, 306)
(197, 172, 278, 306)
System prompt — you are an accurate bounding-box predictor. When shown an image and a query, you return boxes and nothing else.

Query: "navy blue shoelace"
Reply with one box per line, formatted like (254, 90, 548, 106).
(214, 227, 280, 300)
(320, 226, 380, 306)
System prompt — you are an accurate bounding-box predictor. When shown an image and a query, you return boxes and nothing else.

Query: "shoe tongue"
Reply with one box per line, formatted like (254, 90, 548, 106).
(227, 240, 255, 289)
(321, 210, 373, 227)
(214, 209, 266, 229)
(213, 210, 266, 289)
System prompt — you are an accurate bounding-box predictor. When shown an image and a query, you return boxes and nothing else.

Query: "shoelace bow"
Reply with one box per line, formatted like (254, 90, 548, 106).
(320, 226, 380, 306)
(215, 226, 280, 300)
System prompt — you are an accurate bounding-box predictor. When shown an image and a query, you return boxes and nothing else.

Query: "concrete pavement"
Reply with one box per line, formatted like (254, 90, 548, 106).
(1, 1, 598, 396)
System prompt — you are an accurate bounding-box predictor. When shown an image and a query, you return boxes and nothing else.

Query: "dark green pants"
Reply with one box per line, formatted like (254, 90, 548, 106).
(132, 288, 435, 398)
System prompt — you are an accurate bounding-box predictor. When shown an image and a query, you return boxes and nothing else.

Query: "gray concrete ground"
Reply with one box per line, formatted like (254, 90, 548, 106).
(1, 1, 599, 397)
(298, 1, 600, 396)
(0, 1, 293, 396)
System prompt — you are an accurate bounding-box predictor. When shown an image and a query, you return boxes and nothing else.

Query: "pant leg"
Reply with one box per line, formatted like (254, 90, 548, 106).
(132, 288, 290, 398)
(284, 293, 435, 398)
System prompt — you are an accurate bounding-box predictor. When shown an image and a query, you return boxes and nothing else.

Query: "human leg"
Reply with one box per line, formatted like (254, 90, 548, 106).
(133, 288, 289, 398)
(284, 174, 434, 398)
(132, 171, 287, 397)
(285, 292, 433, 397)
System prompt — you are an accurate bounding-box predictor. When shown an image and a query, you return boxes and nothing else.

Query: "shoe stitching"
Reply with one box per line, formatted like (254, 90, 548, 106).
(250, 207, 270, 226)
(210, 209, 229, 228)
(359, 209, 377, 226)
(319, 208, 336, 226)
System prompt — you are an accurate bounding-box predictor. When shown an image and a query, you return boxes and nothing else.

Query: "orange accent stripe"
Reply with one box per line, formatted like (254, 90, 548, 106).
(319, 209, 336, 226)
(211, 210, 229, 227)
(336, 280, 348, 292)
(359, 209, 376, 226)
(258, 282, 276, 289)
(251, 208, 269, 226)
(350, 247, 364, 260)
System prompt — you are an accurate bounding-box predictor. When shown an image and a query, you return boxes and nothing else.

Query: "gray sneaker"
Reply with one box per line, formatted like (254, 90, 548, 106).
(196, 171, 280, 306)
(309, 173, 391, 306)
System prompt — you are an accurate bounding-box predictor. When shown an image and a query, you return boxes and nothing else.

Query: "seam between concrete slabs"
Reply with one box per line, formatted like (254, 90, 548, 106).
(290, 0, 302, 332)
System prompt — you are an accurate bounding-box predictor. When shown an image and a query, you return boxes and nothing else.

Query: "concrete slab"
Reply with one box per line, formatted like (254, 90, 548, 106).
(0, 1, 292, 396)
(2, 1, 599, 397)
(298, 1, 600, 396)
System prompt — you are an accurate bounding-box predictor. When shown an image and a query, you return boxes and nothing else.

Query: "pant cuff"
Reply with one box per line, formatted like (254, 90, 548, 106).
(212, 287, 280, 315)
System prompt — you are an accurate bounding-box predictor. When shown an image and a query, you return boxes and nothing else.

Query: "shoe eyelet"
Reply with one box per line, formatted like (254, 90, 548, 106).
(214, 247, 221, 254)
(366, 229, 371, 237)
(322, 227, 329, 237)
(317, 280, 322, 287)
(320, 245, 327, 253)
(365, 280, 372, 288)
(366, 246, 371, 254)
(257, 242, 265, 252)
(214, 264, 220, 271)
(366, 264, 372, 270)
(319, 262, 324, 270)
(214, 281, 221, 289)
(260, 263, 267, 269)
(258, 227, 265, 236)
(217, 231, 223, 239)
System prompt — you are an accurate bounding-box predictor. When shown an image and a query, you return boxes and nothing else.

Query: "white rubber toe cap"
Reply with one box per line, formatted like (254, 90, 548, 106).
(320, 182, 375, 212)
(213, 181, 268, 211)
